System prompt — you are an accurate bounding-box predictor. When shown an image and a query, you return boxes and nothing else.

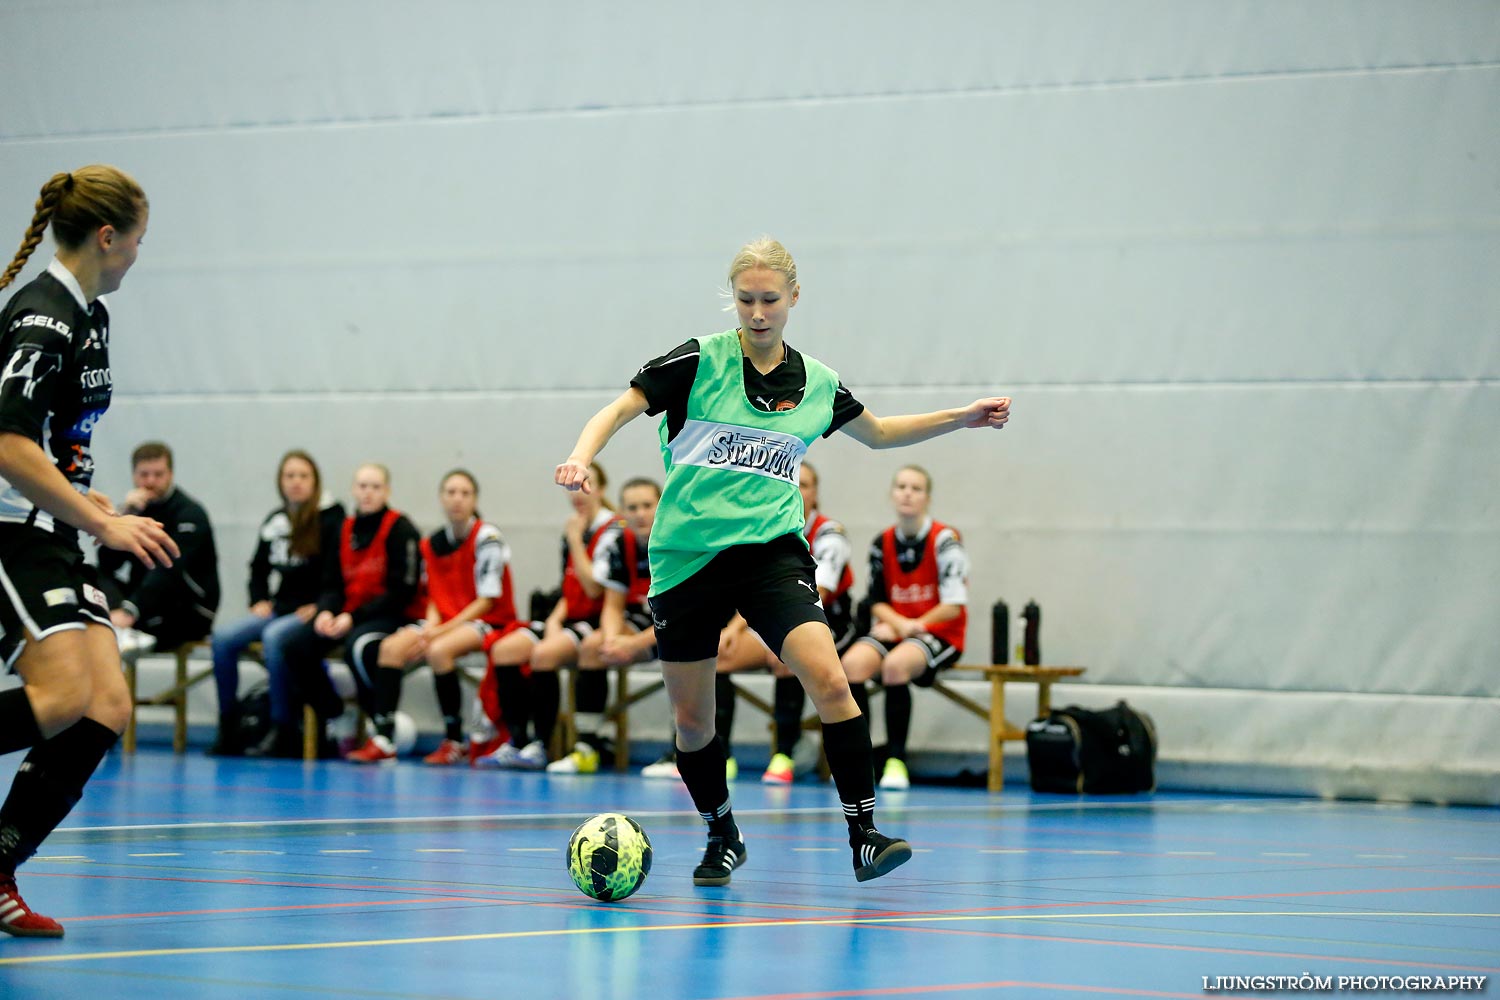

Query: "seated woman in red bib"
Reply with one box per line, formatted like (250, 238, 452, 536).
(257, 463, 423, 758)
(712, 460, 856, 784)
(543, 476, 662, 776)
(347, 470, 519, 765)
(475, 462, 616, 771)
(840, 465, 969, 790)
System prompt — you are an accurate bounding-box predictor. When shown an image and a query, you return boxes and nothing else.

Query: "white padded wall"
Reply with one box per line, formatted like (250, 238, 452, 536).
(2, 1, 1496, 799)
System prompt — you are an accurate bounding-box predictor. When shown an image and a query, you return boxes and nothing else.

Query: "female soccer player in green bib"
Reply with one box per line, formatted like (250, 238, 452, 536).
(555, 238, 1010, 885)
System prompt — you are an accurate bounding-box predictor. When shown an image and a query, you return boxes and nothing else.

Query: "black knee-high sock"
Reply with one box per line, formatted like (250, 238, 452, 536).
(713, 674, 737, 757)
(573, 670, 608, 749)
(0, 688, 43, 756)
(373, 668, 403, 740)
(433, 671, 462, 741)
(493, 666, 531, 745)
(532, 671, 561, 749)
(0, 718, 118, 877)
(772, 676, 805, 757)
(821, 715, 877, 838)
(676, 737, 736, 839)
(849, 679, 871, 721)
(884, 683, 912, 762)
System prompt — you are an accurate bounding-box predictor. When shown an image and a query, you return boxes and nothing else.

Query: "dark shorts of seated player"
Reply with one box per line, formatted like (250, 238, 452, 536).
(856, 632, 963, 687)
(647, 533, 828, 664)
(0, 525, 113, 670)
(622, 606, 658, 661)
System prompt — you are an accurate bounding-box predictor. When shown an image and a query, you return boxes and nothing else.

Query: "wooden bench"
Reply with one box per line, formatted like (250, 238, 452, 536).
(122, 640, 214, 754)
(928, 665, 1086, 792)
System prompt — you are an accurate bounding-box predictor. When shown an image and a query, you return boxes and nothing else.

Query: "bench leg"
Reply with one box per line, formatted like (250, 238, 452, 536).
(173, 647, 190, 754)
(303, 704, 318, 761)
(612, 666, 630, 772)
(988, 675, 1006, 793)
(123, 654, 138, 754)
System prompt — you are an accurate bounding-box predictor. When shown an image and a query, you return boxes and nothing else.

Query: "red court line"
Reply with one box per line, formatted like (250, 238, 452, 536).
(714, 981, 1207, 999)
(866, 922, 1500, 975)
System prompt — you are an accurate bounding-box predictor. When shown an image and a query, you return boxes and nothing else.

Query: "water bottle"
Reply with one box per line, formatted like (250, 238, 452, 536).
(991, 600, 1009, 664)
(1021, 600, 1041, 666)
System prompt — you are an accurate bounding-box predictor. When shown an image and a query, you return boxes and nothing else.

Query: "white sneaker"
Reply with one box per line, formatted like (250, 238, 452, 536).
(515, 740, 549, 770)
(115, 627, 156, 656)
(474, 742, 524, 770)
(640, 754, 680, 779)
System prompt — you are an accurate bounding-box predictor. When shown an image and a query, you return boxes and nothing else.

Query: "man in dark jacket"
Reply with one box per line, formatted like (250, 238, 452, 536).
(99, 441, 220, 651)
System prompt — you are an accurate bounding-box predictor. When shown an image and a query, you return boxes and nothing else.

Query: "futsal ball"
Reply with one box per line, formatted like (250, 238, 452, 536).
(391, 711, 417, 756)
(567, 813, 653, 902)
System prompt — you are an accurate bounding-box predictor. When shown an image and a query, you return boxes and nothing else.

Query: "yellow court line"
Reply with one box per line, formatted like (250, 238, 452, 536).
(2, 910, 1496, 966)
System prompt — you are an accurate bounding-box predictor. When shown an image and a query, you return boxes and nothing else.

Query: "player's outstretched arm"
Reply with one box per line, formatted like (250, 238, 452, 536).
(556, 387, 651, 493)
(838, 396, 1011, 450)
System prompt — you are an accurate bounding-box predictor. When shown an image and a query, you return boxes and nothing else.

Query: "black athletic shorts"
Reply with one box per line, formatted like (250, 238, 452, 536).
(855, 632, 963, 687)
(647, 533, 828, 663)
(0, 525, 112, 670)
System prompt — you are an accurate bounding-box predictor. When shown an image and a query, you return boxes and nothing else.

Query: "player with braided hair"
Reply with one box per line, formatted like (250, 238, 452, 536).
(0, 166, 177, 937)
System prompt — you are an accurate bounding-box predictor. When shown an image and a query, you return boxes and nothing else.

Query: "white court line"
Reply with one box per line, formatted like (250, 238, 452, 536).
(1454, 856, 1500, 861)
(215, 850, 284, 856)
(1356, 854, 1406, 860)
(320, 850, 371, 854)
(32, 856, 89, 861)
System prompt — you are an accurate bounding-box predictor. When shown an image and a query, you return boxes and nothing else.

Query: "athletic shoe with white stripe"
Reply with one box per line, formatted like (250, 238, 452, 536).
(851, 828, 912, 882)
(692, 833, 747, 886)
(345, 734, 397, 764)
(0, 878, 63, 938)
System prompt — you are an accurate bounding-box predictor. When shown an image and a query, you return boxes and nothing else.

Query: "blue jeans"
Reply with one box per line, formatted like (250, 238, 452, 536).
(210, 611, 307, 723)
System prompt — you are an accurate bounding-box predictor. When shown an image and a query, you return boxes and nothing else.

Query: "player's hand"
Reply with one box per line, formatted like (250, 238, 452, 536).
(601, 638, 633, 666)
(896, 617, 925, 639)
(555, 459, 593, 494)
(961, 396, 1011, 430)
(95, 514, 177, 569)
(87, 489, 116, 515)
(250, 600, 274, 618)
(869, 621, 899, 644)
(294, 603, 317, 623)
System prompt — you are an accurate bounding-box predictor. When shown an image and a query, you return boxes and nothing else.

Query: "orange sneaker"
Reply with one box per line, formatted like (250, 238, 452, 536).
(422, 739, 465, 766)
(0, 878, 64, 938)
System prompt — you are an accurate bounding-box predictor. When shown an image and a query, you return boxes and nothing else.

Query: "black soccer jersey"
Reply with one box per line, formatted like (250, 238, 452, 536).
(0, 260, 112, 538)
(631, 337, 865, 443)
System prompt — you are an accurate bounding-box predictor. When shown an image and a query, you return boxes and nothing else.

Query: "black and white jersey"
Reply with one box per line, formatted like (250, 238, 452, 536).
(427, 519, 508, 600)
(865, 517, 970, 606)
(592, 522, 650, 599)
(0, 259, 112, 538)
(630, 337, 865, 443)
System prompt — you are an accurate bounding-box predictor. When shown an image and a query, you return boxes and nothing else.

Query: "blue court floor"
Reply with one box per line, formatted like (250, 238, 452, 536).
(0, 749, 1496, 999)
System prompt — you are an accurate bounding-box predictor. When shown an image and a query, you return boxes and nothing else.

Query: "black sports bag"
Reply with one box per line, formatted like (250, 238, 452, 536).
(1025, 701, 1157, 794)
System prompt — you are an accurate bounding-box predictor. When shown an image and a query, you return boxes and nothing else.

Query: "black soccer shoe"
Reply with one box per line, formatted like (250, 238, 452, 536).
(692, 834, 747, 886)
(852, 828, 912, 882)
